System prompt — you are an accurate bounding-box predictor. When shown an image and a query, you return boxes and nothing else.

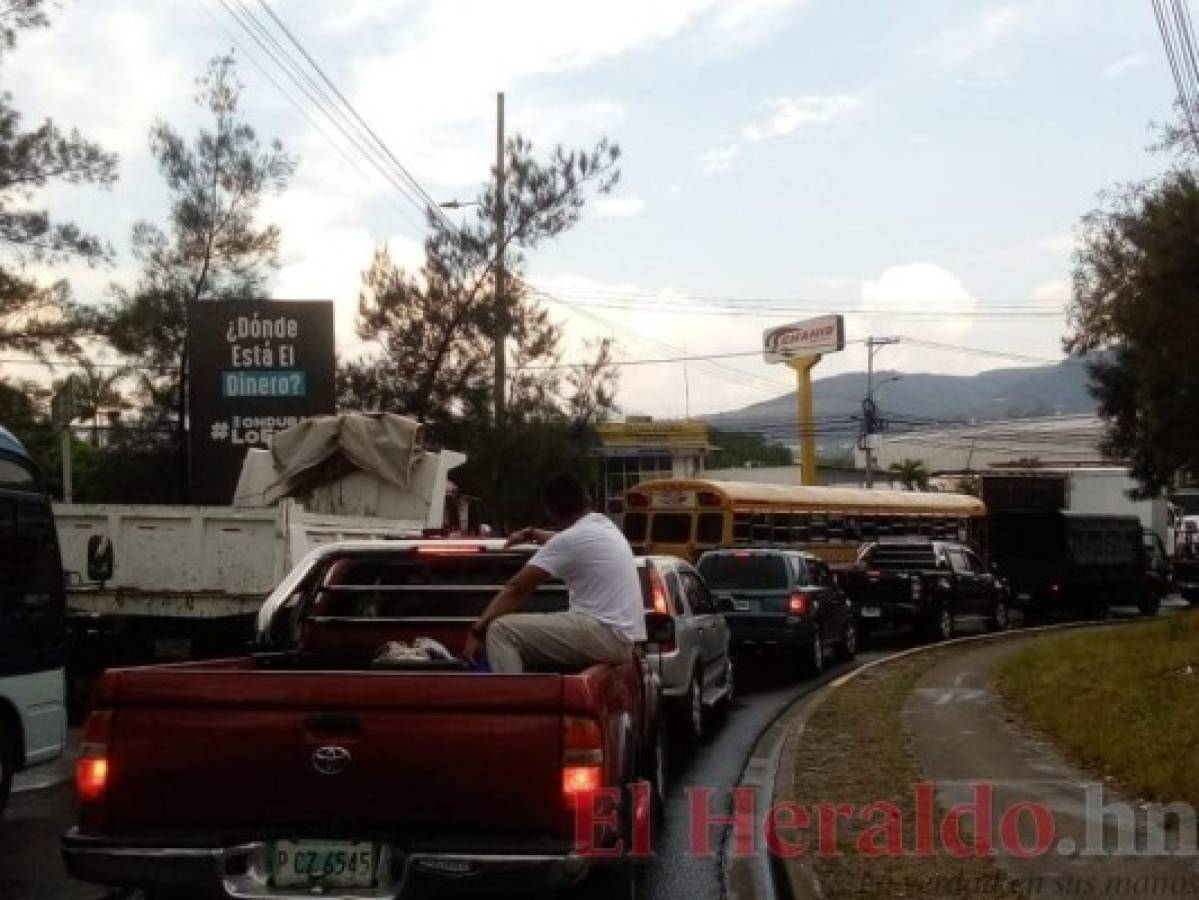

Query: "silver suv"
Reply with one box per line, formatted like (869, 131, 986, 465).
(637, 556, 734, 745)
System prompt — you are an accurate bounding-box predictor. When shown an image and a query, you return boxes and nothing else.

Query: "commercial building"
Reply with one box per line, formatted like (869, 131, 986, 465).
(594, 418, 713, 516)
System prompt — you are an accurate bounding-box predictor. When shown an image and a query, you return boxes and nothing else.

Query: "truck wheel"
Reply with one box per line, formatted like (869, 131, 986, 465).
(987, 598, 1010, 632)
(836, 619, 857, 662)
(927, 606, 954, 643)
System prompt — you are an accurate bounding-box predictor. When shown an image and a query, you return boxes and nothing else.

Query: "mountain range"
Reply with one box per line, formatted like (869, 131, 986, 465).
(704, 357, 1099, 451)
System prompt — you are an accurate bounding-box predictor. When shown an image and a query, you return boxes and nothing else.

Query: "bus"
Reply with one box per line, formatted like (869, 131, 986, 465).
(0, 426, 67, 814)
(622, 478, 987, 567)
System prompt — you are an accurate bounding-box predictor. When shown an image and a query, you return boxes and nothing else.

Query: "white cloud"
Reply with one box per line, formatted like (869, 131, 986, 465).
(1031, 279, 1070, 303)
(1103, 53, 1147, 79)
(742, 94, 862, 142)
(921, 4, 1028, 68)
(1037, 232, 1078, 257)
(594, 196, 646, 218)
(697, 143, 741, 174)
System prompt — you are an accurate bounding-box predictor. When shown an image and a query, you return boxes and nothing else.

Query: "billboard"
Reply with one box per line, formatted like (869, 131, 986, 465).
(188, 299, 336, 503)
(763, 314, 845, 363)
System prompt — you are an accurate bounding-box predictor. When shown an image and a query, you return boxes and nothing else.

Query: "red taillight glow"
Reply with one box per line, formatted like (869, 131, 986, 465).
(649, 571, 670, 614)
(626, 493, 648, 508)
(76, 710, 112, 803)
(698, 491, 722, 507)
(788, 592, 811, 615)
(416, 545, 484, 555)
(563, 717, 604, 805)
(562, 765, 603, 797)
(734, 551, 752, 558)
(76, 757, 108, 803)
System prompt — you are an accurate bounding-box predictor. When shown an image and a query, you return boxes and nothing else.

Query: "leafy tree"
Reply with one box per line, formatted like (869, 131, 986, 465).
(105, 53, 295, 487)
(706, 429, 794, 469)
(1066, 127, 1199, 495)
(339, 133, 621, 428)
(887, 458, 929, 491)
(0, 1, 117, 357)
(53, 359, 131, 445)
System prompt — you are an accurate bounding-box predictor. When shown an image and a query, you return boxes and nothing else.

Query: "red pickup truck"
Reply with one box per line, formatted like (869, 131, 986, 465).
(62, 540, 668, 898)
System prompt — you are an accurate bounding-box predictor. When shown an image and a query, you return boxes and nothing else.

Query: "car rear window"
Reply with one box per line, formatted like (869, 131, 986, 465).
(313, 551, 568, 619)
(697, 553, 789, 590)
(860, 544, 939, 570)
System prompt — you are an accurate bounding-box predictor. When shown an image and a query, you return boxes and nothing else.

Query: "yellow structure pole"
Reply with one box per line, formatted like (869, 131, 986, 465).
(788, 354, 821, 486)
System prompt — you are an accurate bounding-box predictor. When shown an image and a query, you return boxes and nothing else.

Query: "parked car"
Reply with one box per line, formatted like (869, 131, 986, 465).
(638, 556, 734, 744)
(990, 511, 1159, 620)
(847, 540, 1010, 642)
(63, 540, 667, 898)
(695, 548, 856, 677)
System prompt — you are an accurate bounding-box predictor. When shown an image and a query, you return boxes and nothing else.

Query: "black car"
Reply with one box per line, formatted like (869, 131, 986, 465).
(847, 540, 1010, 642)
(695, 548, 855, 677)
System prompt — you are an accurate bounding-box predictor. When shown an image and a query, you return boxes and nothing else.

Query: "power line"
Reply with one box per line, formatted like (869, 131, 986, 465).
(253, 0, 454, 229)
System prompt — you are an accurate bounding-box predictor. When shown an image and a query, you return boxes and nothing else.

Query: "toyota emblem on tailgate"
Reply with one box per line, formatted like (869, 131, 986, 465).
(311, 745, 352, 775)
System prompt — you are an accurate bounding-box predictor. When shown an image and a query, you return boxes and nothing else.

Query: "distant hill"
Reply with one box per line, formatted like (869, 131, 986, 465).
(705, 357, 1098, 451)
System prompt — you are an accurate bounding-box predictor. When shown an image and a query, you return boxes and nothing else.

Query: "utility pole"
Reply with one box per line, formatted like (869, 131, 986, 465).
(861, 336, 898, 488)
(493, 91, 506, 429)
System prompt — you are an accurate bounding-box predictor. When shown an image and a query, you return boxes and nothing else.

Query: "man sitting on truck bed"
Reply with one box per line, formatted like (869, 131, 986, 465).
(463, 473, 646, 673)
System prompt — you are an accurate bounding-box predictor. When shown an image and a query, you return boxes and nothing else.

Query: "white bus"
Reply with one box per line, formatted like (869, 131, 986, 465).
(0, 426, 67, 813)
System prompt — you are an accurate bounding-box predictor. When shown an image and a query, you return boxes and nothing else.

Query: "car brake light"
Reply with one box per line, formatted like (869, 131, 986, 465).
(76, 711, 111, 804)
(416, 545, 484, 555)
(734, 551, 751, 558)
(648, 570, 670, 615)
(562, 717, 604, 806)
(788, 592, 811, 615)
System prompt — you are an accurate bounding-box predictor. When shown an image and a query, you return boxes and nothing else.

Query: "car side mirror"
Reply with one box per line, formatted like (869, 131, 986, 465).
(644, 612, 675, 647)
(86, 534, 114, 584)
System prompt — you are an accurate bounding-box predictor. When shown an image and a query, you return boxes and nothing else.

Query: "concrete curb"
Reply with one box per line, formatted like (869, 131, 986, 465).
(732, 614, 1147, 900)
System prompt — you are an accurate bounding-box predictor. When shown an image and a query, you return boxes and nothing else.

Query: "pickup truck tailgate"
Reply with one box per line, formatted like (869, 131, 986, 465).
(100, 668, 566, 835)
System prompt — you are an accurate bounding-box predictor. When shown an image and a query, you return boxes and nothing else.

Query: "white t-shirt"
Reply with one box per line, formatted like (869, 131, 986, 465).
(529, 513, 647, 642)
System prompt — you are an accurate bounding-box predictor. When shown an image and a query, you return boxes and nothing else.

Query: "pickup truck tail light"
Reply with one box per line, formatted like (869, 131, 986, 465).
(562, 717, 604, 806)
(648, 569, 670, 615)
(788, 592, 812, 615)
(76, 710, 112, 804)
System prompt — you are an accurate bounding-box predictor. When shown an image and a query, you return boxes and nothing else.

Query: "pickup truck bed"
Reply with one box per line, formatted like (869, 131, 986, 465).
(64, 541, 665, 898)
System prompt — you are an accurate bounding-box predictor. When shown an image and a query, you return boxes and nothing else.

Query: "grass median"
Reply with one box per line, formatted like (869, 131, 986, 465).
(784, 650, 1024, 899)
(997, 611, 1199, 806)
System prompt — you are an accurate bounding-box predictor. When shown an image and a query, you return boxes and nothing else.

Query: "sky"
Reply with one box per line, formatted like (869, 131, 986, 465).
(1, 0, 1181, 418)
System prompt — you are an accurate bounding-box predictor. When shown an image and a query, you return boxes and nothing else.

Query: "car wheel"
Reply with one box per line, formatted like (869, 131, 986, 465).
(720, 657, 735, 711)
(836, 619, 857, 661)
(987, 597, 1010, 632)
(800, 629, 824, 677)
(0, 720, 14, 817)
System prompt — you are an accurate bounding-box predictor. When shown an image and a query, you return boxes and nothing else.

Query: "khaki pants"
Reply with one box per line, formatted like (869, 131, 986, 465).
(485, 612, 632, 674)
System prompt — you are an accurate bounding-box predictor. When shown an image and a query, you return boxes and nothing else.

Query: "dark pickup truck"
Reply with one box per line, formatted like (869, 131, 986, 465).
(846, 540, 1010, 642)
(63, 540, 667, 898)
(990, 511, 1160, 620)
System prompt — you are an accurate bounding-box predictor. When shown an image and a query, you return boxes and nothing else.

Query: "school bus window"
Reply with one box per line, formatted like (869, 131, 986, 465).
(772, 513, 792, 543)
(651, 513, 692, 543)
(623, 512, 648, 542)
(792, 514, 810, 541)
(809, 518, 828, 542)
(733, 513, 752, 543)
(859, 517, 877, 540)
(697, 513, 724, 544)
(827, 517, 846, 541)
(752, 513, 772, 544)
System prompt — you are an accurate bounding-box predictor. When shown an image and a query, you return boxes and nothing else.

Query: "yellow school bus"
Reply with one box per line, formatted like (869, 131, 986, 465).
(622, 478, 987, 567)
